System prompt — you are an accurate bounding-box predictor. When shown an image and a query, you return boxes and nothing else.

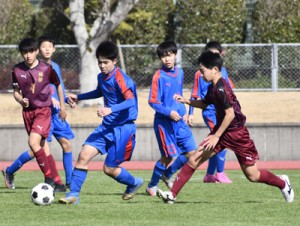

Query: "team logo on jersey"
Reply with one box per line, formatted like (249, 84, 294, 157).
(38, 72, 44, 82)
(20, 74, 27, 79)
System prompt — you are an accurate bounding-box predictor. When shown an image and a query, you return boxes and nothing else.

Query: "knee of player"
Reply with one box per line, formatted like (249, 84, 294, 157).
(103, 165, 116, 176)
(61, 141, 72, 152)
(245, 174, 259, 182)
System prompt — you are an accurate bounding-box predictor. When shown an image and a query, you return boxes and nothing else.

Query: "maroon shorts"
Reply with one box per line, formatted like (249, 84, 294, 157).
(22, 107, 51, 138)
(201, 126, 259, 166)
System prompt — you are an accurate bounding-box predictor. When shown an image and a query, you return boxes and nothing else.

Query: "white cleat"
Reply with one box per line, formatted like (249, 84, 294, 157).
(280, 175, 294, 203)
(156, 189, 176, 204)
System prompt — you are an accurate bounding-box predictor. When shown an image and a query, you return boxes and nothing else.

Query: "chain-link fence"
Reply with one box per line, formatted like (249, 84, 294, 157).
(1, 44, 300, 92)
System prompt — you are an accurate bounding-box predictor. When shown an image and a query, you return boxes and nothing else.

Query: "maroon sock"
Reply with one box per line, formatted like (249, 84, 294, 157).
(34, 148, 52, 178)
(171, 163, 196, 198)
(258, 169, 285, 189)
(47, 154, 63, 185)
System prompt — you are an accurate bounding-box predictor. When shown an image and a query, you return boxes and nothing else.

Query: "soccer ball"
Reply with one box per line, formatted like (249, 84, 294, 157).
(31, 183, 55, 206)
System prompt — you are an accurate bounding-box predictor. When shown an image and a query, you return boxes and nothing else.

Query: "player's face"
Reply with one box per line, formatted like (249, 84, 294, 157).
(160, 52, 176, 69)
(21, 50, 39, 68)
(39, 41, 55, 62)
(199, 64, 213, 82)
(98, 56, 117, 74)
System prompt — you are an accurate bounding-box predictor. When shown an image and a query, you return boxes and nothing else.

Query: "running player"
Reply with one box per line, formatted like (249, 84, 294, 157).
(187, 41, 232, 183)
(58, 41, 143, 204)
(157, 50, 294, 204)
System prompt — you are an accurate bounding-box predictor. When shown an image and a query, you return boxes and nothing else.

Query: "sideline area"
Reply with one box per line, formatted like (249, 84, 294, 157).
(1, 161, 300, 171)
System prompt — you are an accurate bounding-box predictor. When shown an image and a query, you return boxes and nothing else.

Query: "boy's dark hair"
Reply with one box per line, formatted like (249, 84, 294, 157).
(204, 40, 222, 53)
(197, 50, 223, 71)
(18, 38, 38, 53)
(95, 41, 118, 60)
(157, 41, 177, 58)
(38, 35, 56, 47)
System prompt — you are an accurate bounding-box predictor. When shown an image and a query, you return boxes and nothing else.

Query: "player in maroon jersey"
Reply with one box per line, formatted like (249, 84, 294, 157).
(156, 50, 294, 204)
(10, 38, 66, 187)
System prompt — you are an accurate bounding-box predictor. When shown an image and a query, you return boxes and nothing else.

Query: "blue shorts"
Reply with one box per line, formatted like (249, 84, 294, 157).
(154, 118, 197, 158)
(47, 113, 75, 142)
(84, 122, 136, 167)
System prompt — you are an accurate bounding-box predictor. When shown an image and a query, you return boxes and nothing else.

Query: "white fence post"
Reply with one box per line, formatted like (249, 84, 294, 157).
(271, 44, 278, 92)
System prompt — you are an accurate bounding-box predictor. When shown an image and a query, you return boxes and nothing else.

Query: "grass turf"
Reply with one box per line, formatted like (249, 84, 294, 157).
(0, 170, 299, 226)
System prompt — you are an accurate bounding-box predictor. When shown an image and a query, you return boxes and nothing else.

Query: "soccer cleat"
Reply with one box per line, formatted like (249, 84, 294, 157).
(146, 184, 158, 196)
(156, 189, 176, 204)
(122, 178, 143, 200)
(280, 175, 294, 203)
(203, 173, 216, 183)
(215, 172, 232, 184)
(58, 192, 80, 204)
(44, 177, 55, 187)
(54, 183, 67, 192)
(2, 167, 15, 190)
(161, 175, 174, 189)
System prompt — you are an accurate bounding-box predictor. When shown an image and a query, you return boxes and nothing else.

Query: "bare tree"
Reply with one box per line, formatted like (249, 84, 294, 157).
(69, 0, 139, 105)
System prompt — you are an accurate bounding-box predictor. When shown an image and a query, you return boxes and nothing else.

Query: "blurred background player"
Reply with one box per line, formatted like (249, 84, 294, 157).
(146, 41, 197, 196)
(4, 38, 66, 189)
(59, 41, 143, 204)
(2, 36, 73, 192)
(187, 41, 233, 183)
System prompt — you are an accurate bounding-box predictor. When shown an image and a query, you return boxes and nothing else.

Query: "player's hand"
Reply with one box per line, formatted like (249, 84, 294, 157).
(51, 98, 60, 110)
(183, 115, 187, 124)
(202, 134, 219, 152)
(67, 94, 78, 108)
(97, 107, 112, 117)
(20, 98, 29, 108)
(173, 94, 185, 103)
(170, 110, 182, 122)
(187, 115, 193, 126)
(59, 109, 67, 121)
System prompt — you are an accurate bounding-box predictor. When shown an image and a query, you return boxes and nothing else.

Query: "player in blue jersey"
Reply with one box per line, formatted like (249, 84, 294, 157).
(187, 41, 232, 183)
(146, 41, 197, 196)
(58, 41, 143, 204)
(2, 36, 73, 192)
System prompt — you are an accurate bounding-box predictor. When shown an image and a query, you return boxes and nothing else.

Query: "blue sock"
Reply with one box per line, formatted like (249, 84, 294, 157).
(69, 168, 87, 196)
(114, 167, 136, 186)
(63, 152, 73, 185)
(207, 155, 218, 175)
(216, 150, 227, 173)
(7, 151, 33, 174)
(164, 155, 187, 179)
(148, 160, 166, 188)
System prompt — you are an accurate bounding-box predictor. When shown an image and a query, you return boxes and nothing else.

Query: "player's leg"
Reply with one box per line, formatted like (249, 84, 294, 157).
(43, 142, 66, 192)
(27, 107, 54, 185)
(162, 120, 197, 189)
(2, 150, 34, 189)
(162, 154, 187, 188)
(240, 163, 294, 202)
(103, 123, 143, 200)
(146, 121, 176, 196)
(59, 138, 73, 187)
(29, 133, 53, 185)
(215, 150, 232, 183)
(157, 146, 215, 204)
(59, 144, 98, 204)
(230, 126, 293, 202)
(52, 115, 75, 187)
(203, 113, 218, 182)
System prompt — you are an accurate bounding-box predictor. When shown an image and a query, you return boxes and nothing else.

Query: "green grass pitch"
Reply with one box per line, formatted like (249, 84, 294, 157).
(0, 170, 299, 226)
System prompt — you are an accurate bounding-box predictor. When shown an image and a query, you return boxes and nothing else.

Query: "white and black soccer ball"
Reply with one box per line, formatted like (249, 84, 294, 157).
(31, 183, 55, 206)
